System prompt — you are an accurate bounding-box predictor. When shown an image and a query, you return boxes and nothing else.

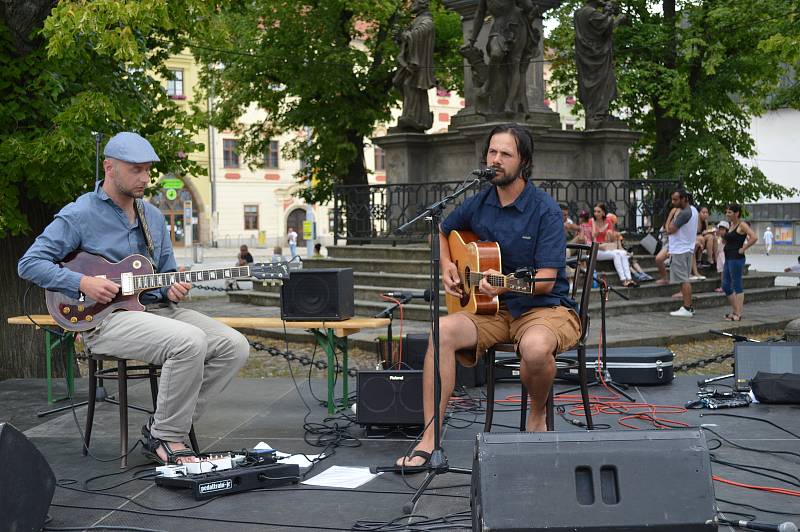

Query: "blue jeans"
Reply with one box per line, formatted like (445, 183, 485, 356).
(722, 257, 745, 295)
(289, 243, 297, 259)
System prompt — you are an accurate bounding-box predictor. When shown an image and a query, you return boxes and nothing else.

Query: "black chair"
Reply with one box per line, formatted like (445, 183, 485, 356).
(483, 242, 599, 432)
(83, 350, 199, 468)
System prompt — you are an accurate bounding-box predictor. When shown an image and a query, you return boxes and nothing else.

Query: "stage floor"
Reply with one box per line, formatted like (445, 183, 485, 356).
(2, 375, 798, 531)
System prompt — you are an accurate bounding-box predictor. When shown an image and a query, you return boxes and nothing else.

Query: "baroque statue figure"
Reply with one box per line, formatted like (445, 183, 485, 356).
(393, 0, 436, 132)
(460, 0, 543, 117)
(574, 0, 626, 129)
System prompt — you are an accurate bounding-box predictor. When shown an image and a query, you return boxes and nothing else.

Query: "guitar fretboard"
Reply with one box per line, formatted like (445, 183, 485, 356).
(465, 272, 533, 294)
(133, 266, 251, 290)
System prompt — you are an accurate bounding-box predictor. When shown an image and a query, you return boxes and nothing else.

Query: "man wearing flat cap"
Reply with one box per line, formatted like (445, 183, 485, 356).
(19, 132, 249, 465)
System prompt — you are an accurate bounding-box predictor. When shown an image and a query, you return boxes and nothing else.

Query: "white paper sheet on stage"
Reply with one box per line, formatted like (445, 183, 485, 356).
(302, 465, 381, 489)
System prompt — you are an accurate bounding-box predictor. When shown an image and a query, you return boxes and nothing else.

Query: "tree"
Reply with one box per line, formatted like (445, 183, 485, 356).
(0, 0, 204, 377)
(192, 0, 462, 216)
(546, 0, 800, 208)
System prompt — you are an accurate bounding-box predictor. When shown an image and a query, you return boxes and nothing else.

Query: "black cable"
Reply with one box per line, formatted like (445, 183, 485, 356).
(701, 426, 800, 461)
(351, 510, 472, 531)
(48, 503, 352, 531)
(710, 455, 800, 489)
(701, 412, 800, 440)
(44, 527, 167, 532)
(715, 497, 800, 517)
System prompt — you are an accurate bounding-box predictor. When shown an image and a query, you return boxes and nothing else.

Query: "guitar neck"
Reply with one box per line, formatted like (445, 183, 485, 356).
(465, 272, 533, 294)
(133, 266, 251, 291)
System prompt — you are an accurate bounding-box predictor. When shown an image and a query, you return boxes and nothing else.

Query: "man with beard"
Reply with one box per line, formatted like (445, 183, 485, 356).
(18, 132, 249, 465)
(395, 123, 579, 470)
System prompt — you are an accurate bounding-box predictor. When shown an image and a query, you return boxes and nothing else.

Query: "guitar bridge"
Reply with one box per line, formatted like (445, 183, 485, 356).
(121, 272, 135, 295)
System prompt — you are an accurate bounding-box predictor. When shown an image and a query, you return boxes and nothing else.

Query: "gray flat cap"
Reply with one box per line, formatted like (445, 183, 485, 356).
(103, 132, 160, 163)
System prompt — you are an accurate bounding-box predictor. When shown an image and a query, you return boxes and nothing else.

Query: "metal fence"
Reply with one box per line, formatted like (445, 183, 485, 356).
(332, 178, 681, 244)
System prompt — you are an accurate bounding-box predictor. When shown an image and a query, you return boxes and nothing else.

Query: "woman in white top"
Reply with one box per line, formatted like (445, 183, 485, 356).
(589, 203, 637, 287)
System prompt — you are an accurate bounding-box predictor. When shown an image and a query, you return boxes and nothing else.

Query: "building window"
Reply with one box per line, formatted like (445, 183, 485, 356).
(166, 69, 184, 99)
(244, 205, 259, 230)
(374, 147, 385, 171)
(264, 140, 279, 168)
(223, 139, 239, 168)
(565, 123, 575, 131)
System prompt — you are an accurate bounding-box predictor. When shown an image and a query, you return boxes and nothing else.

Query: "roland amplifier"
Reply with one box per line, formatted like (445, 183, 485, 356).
(356, 370, 423, 427)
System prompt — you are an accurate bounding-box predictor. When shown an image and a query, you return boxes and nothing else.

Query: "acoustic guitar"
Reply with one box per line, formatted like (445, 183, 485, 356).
(45, 251, 289, 332)
(446, 230, 543, 315)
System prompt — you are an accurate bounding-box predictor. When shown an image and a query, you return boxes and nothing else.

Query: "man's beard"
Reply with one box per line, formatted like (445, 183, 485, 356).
(114, 180, 144, 199)
(492, 167, 522, 188)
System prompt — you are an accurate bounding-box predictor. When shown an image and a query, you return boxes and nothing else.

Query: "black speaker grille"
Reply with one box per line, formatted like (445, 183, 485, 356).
(280, 268, 354, 321)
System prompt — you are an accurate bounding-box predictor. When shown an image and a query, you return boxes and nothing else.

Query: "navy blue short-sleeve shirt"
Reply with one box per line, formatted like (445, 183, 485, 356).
(440, 181, 575, 317)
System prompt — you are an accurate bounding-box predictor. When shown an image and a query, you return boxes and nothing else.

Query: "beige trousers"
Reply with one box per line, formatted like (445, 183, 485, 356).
(83, 303, 249, 442)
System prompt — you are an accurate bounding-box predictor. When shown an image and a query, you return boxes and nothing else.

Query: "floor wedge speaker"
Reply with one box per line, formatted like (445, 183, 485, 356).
(472, 429, 716, 532)
(0, 423, 56, 532)
(281, 268, 354, 321)
(356, 370, 423, 427)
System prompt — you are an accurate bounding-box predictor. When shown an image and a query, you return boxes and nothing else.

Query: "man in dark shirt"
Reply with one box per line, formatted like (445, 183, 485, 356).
(396, 124, 580, 468)
(18, 132, 250, 465)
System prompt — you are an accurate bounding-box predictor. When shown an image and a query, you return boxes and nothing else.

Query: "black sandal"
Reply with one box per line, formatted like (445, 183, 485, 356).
(394, 450, 431, 475)
(140, 422, 197, 465)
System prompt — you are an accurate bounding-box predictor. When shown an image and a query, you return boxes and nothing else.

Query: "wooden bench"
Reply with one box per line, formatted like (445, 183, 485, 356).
(8, 315, 389, 414)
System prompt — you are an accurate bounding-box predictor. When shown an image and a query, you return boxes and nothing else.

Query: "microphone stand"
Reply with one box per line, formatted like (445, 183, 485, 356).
(557, 273, 635, 402)
(370, 177, 479, 514)
(697, 330, 761, 387)
(374, 296, 412, 369)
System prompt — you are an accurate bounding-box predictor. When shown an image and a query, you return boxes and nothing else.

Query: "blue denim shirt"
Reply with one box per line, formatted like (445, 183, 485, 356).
(440, 181, 575, 318)
(18, 180, 176, 303)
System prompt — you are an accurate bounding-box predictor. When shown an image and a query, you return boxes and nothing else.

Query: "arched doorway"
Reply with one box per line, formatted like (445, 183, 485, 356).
(149, 188, 198, 247)
(287, 208, 307, 246)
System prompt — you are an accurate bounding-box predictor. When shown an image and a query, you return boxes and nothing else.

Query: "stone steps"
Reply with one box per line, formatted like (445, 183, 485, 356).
(231, 282, 797, 322)
(233, 243, 782, 321)
(252, 272, 776, 303)
(298, 252, 730, 278)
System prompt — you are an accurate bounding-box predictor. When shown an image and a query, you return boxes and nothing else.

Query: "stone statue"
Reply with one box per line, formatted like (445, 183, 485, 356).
(460, 0, 543, 117)
(393, 0, 436, 132)
(574, 0, 626, 129)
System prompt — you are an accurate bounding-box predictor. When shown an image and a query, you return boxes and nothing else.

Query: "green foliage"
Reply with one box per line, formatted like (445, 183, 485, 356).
(0, 0, 205, 236)
(431, 0, 464, 92)
(193, 0, 461, 204)
(546, 0, 800, 209)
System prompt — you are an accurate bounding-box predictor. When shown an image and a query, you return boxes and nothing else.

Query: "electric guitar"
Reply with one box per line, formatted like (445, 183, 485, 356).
(45, 251, 290, 332)
(446, 230, 544, 315)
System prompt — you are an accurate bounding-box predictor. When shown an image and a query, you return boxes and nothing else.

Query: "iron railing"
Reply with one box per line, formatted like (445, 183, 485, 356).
(332, 178, 681, 244)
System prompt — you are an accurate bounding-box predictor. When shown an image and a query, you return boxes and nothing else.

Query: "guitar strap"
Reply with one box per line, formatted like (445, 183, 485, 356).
(134, 198, 156, 266)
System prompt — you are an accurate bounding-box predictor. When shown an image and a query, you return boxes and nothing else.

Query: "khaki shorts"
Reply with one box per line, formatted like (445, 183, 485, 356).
(456, 305, 582, 368)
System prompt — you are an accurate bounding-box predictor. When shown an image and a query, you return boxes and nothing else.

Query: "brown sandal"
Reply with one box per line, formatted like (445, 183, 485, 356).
(140, 422, 197, 465)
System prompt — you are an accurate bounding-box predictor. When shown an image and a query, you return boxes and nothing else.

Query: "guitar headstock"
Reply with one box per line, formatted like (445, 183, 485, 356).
(251, 262, 290, 280)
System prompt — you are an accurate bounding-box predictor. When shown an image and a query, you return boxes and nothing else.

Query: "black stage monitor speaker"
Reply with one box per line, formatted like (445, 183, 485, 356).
(472, 429, 716, 532)
(734, 342, 800, 391)
(0, 423, 56, 532)
(356, 370, 423, 427)
(281, 268, 354, 321)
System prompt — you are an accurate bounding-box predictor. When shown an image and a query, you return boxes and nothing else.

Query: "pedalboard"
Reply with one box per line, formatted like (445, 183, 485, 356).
(155, 462, 300, 500)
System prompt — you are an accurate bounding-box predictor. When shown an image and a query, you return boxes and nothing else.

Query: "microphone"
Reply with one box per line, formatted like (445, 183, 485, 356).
(725, 519, 798, 532)
(472, 167, 496, 180)
(380, 289, 432, 302)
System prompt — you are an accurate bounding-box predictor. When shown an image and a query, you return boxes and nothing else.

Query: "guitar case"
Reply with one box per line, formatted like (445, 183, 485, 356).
(556, 346, 674, 385)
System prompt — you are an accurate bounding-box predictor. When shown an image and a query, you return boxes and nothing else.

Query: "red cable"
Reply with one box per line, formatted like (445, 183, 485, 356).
(379, 295, 404, 367)
(713, 475, 800, 497)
